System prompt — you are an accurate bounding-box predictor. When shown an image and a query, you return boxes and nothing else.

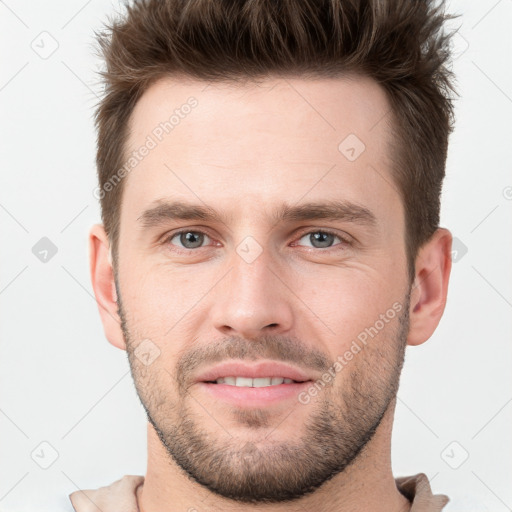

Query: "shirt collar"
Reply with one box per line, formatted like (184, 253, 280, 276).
(69, 472, 449, 511)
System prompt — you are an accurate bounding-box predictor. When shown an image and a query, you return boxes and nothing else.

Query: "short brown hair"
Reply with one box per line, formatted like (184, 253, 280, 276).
(94, 0, 457, 283)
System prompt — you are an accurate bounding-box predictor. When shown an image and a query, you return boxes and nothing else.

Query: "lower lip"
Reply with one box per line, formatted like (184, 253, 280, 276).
(197, 381, 311, 407)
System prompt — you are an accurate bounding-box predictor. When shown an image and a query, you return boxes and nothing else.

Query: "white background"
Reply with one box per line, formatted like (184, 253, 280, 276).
(0, 1, 511, 511)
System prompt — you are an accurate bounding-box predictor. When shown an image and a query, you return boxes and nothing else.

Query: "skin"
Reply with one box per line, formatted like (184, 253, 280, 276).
(89, 75, 452, 512)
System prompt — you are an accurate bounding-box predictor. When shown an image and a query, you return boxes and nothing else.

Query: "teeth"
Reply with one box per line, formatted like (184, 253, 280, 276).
(214, 376, 298, 387)
(236, 377, 253, 387)
(253, 377, 272, 387)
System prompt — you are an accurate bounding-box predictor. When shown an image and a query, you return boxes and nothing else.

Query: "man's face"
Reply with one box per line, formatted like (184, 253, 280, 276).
(116, 76, 411, 502)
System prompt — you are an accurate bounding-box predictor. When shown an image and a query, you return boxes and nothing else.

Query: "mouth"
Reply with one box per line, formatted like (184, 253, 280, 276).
(195, 361, 315, 408)
(195, 360, 314, 384)
(205, 376, 307, 386)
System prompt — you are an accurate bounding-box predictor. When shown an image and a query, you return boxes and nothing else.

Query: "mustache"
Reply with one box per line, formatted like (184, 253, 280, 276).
(175, 334, 332, 389)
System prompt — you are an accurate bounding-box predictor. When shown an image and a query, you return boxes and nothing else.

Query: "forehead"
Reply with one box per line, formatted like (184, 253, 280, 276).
(121, 74, 401, 231)
(127, 74, 392, 156)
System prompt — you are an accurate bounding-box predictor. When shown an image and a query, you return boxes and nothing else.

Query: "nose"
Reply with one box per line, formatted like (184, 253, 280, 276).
(210, 248, 294, 340)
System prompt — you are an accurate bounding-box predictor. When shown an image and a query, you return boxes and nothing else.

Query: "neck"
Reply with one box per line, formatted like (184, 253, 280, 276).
(137, 401, 410, 512)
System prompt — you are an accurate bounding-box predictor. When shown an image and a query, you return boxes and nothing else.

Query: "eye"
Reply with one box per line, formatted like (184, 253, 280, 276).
(294, 230, 349, 250)
(167, 230, 212, 250)
(163, 228, 351, 253)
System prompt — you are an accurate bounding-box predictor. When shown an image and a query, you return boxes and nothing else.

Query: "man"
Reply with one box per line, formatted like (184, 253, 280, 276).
(71, 0, 456, 510)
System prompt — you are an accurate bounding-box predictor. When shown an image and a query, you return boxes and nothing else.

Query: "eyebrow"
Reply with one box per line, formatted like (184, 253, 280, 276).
(137, 199, 377, 230)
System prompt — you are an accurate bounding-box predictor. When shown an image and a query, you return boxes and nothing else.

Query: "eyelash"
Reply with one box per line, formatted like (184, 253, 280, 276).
(163, 228, 352, 253)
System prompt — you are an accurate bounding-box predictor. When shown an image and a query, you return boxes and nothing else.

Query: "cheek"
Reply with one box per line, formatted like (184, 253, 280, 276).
(130, 357, 180, 417)
(120, 247, 406, 352)
(121, 263, 205, 334)
(296, 265, 404, 352)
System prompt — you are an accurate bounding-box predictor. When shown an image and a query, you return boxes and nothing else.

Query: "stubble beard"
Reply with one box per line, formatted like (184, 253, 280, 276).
(119, 289, 410, 504)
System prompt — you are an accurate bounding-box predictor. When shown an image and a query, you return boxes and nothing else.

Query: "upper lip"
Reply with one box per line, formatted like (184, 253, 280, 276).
(195, 361, 315, 383)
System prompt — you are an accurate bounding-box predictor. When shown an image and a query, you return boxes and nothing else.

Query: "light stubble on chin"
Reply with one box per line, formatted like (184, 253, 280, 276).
(117, 279, 410, 503)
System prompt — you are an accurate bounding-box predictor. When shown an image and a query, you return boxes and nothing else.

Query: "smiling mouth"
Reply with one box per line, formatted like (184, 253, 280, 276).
(205, 377, 308, 387)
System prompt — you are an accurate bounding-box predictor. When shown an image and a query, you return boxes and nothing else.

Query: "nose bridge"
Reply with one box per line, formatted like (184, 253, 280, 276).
(211, 239, 294, 336)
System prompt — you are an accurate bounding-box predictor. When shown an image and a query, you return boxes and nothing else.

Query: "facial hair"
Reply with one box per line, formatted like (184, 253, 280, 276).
(118, 283, 410, 504)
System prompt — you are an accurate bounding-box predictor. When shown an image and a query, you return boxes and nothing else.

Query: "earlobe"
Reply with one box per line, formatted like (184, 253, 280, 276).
(89, 224, 126, 351)
(407, 228, 453, 346)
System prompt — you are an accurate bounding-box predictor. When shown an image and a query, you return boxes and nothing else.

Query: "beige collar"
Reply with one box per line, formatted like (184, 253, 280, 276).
(70, 472, 448, 511)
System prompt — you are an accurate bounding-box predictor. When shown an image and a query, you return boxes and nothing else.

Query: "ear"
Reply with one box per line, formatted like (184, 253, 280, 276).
(89, 224, 126, 350)
(407, 228, 452, 346)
